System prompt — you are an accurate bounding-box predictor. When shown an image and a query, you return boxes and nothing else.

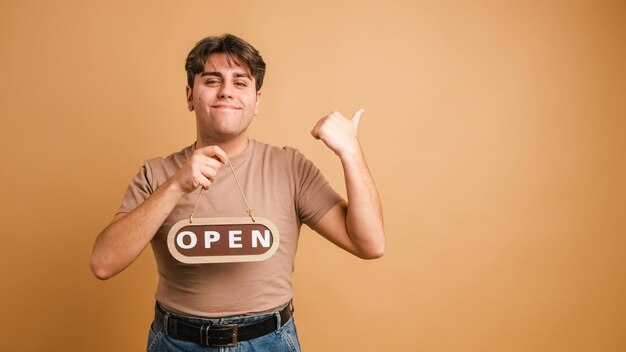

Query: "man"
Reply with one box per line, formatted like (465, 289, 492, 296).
(90, 34, 384, 351)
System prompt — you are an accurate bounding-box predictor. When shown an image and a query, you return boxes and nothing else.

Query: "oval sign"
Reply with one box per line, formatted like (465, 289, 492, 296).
(167, 217, 280, 264)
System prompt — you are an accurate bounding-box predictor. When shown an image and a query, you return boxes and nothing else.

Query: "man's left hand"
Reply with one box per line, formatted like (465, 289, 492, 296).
(311, 109, 364, 157)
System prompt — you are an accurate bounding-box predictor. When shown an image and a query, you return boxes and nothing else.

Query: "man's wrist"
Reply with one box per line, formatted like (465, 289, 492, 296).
(337, 142, 363, 162)
(160, 178, 188, 198)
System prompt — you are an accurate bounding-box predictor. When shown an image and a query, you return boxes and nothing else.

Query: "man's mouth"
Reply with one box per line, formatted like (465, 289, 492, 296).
(212, 104, 241, 110)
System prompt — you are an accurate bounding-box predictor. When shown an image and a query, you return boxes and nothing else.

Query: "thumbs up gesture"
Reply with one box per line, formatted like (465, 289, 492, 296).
(311, 109, 364, 158)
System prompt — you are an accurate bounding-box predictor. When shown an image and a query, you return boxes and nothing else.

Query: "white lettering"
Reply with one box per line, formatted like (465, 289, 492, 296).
(177, 231, 197, 249)
(204, 231, 220, 248)
(229, 230, 243, 248)
(252, 230, 271, 248)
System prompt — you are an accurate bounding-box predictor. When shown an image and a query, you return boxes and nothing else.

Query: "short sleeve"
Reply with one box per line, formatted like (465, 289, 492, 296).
(292, 150, 344, 227)
(116, 161, 155, 214)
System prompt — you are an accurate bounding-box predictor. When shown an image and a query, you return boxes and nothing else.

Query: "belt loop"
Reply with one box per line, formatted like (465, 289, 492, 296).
(158, 302, 171, 336)
(164, 312, 170, 336)
(275, 308, 282, 331)
(200, 324, 209, 346)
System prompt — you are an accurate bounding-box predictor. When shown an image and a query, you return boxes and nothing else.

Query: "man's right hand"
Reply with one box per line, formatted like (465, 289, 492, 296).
(169, 145, 230, 194)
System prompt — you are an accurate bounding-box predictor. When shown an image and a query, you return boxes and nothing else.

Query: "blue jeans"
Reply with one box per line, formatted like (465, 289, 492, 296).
(147, 304, 302, 352)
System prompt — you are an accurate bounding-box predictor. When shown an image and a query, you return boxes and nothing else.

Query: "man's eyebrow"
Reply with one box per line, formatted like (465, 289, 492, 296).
(200, 71, 222, 77)
(233, 72, 252, 79)
(200, 71, 252, 79)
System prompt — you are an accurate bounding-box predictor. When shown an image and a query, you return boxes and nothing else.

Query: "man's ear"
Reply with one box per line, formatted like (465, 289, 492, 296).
(186, 86, 194, 111)
(254, 91, 262, 116)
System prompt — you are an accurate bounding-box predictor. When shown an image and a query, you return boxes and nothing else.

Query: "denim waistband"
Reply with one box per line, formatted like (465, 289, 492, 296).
(155, 300, 293, 326)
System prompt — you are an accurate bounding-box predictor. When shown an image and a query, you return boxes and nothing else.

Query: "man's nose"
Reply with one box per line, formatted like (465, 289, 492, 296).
(217, 82, 234, 99)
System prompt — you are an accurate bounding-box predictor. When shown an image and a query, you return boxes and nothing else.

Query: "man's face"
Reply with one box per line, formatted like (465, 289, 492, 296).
(187, 53, 261, 143)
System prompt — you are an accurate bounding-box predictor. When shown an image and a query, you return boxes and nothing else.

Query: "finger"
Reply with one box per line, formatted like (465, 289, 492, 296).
(196, 177, 212, 190)
(199, 164, 218, 181)
(196, 145, 229, 164)
(311, 127, 321, 139)
(192, 175, 211, 190)
(195, 166, 216, 190)
(198, 155, 223, 170)
(351, 108, 365, 127)
(311, 119, 323, 139)
(212, 146, 229, 165)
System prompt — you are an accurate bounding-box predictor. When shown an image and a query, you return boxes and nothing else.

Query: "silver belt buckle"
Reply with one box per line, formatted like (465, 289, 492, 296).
(201, 323, 238, 347)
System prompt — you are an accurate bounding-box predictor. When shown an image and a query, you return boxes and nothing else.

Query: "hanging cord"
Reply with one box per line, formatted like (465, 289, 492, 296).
(188, 159, 255, 223)
(188, 187, 205, 223)
(227, 158, 255, 222)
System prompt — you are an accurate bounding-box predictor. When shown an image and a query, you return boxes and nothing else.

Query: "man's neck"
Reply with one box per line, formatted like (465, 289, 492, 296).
(195, 134, 250, 158)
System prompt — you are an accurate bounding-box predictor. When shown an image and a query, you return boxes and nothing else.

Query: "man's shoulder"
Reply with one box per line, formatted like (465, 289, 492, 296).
(147, 144, 193, 162)
(141, 144, 193, 172)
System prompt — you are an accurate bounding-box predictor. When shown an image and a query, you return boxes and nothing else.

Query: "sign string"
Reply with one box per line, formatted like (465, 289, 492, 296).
(189, 158, 255, 223)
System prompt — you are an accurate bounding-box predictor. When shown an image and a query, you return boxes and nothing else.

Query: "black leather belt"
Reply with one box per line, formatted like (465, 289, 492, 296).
(154, 301, 293, 347)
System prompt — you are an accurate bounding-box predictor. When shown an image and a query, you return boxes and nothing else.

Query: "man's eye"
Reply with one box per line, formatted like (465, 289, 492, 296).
(235, 81, 248, 87)
(205, 79, 220, 85)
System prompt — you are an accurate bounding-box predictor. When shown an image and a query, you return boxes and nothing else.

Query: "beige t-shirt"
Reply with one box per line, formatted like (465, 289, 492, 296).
(118, 139, 343, 317)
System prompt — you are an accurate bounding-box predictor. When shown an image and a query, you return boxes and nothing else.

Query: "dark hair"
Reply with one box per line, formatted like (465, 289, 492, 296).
(185, 34, 266, 91)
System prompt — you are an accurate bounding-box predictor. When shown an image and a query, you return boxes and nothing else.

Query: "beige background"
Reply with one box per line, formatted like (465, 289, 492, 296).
(1, 0, 625, 351)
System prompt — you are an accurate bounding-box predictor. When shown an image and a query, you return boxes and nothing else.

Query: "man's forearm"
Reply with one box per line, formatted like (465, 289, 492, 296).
(90, 180, 185, 280)
(340, 146, 385, 258)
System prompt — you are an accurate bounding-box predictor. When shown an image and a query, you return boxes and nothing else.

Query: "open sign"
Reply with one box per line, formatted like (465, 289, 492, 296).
(167, 217, 280, 264)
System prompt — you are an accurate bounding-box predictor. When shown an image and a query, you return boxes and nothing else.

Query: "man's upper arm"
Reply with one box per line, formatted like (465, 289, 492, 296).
(309, 200, 361, 255)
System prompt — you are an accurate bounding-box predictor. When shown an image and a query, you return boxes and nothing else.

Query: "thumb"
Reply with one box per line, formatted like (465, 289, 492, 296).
(352, 108, 365, 127)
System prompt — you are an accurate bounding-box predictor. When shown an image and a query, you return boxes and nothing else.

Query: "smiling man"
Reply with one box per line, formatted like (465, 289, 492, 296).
(90, 34, 385, 351)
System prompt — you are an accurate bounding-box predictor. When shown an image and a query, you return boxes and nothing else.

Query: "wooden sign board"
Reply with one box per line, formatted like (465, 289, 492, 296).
(167, 217, 280, 264)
